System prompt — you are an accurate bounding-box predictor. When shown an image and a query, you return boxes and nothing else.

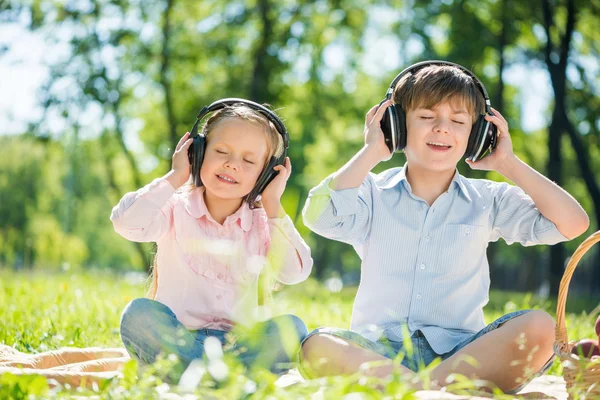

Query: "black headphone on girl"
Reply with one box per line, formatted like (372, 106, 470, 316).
(187, 98, 289, 205)
(380, 60, 497, 161)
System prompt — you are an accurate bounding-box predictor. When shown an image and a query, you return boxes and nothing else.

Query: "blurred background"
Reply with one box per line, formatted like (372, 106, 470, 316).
(1, 0, 599, 298)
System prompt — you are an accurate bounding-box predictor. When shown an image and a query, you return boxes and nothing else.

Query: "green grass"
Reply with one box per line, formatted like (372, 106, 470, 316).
(1, 270, 599, 399)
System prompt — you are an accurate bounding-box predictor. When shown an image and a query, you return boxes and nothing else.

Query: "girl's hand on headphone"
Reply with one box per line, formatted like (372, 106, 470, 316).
(364, 100, 393, 162)
(466, 108, 514, 172)
(261, 157, 292, 218)
(166, 132, 193, 189)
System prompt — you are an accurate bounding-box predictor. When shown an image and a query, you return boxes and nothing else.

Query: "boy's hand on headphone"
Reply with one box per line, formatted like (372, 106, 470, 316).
(166, 132, 193, 189)
(364, 100, 393, 162)
(262, 157, 292, 219)
(466, 108, 514, 172)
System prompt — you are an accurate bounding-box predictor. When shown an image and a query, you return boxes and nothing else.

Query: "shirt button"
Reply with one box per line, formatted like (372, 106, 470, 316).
(216, 294, 222, 300)
(416, 294, 422, 300)
(424, 235, 430, 241)
(421, 204, 426, 210)
(465, 228, 470, 234)
(419, 264, 425, 270)
(217, 273, 224, 280)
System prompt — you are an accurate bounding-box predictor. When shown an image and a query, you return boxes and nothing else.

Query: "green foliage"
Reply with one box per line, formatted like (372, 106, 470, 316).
(2, 1, 599, 289)
(1, 271, 599, 398)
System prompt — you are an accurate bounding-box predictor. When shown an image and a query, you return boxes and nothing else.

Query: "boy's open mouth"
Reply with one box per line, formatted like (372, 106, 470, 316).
(217, 174, 238, 184)
(426, 141, 452, 151)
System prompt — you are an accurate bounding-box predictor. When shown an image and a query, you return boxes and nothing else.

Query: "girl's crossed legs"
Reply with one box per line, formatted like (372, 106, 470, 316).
(120, 298, 308, 375)
(0, 298, 308, 387)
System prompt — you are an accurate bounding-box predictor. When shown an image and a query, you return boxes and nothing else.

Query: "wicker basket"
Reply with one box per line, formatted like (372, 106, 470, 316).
(554, 230, 600, 396)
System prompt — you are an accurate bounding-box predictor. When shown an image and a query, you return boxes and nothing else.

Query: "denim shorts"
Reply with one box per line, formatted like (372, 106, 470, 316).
(302, 310, 553, 394)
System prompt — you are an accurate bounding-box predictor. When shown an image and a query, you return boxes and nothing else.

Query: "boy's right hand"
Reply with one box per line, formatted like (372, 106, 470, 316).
(166, 132, 193, 189)
(364, 100, 393, 162)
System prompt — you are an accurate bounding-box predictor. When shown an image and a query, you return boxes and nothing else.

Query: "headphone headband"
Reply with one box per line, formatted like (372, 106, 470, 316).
(190, 98, 289, 151)
(386, 60, 492, 111)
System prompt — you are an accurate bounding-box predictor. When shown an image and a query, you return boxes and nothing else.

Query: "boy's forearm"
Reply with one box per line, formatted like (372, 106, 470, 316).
(497, 155, 589, 239)
(331, 145, 382, 190)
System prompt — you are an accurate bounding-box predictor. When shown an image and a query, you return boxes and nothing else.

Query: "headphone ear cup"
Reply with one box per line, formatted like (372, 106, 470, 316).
(395, 105, 407, 151)
(466, 115, 499, 162)
(188, 135, 206, 187)
(380, 106, 395, 153)
(247, 156, 279, 205)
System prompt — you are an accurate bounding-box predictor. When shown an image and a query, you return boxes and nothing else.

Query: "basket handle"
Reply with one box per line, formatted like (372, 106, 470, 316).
(555, 230, 600, 346)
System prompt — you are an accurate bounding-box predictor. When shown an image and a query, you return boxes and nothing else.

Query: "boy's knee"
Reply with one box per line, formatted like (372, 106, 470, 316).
(516, 310, 555, 350)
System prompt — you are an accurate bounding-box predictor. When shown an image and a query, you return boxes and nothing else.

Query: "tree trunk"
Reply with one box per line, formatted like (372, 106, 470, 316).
(160, 0, 178, 151)
(249, 0, 273, 103)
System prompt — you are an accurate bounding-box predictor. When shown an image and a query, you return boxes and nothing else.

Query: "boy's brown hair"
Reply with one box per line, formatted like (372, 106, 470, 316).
(392, 65, 486, 123)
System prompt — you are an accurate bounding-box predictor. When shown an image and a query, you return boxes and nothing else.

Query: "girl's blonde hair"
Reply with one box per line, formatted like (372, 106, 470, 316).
(146, 103, 285, 299)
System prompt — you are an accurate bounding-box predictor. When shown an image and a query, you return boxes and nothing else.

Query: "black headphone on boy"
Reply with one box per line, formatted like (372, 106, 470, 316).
(380, 60, 497, 162)
(187, 98, 289, 204)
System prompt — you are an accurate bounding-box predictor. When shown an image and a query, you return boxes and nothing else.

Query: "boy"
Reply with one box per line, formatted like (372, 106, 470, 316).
(301, 61, 589, 393)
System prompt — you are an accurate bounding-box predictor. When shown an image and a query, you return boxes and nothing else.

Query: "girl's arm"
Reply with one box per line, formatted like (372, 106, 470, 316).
(267, 212, 313, 285)
(260, 157, 313, 284)
(111, 132, 194, 242)
(110, 177, 176, 242)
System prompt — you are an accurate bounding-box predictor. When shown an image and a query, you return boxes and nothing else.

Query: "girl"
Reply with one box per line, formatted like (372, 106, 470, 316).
(113, 101, 313, 375)
(0, 100, 313, 386)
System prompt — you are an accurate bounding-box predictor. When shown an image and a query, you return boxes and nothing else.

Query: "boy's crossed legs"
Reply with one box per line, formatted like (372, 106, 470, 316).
(300, 310, 555, 394)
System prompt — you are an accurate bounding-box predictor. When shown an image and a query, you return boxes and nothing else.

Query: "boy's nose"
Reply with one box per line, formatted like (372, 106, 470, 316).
(433, 120, 450, 134)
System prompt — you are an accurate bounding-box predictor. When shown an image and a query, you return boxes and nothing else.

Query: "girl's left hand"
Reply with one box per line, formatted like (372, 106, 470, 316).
(261, 157, 292, 218)
(466, 107, 515, 172)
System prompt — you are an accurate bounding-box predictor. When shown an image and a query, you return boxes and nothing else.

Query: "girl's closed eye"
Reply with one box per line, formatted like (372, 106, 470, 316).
(452, 120, 466, 125)
(244, 158, 256, 164)
(215, 149, 228, 155)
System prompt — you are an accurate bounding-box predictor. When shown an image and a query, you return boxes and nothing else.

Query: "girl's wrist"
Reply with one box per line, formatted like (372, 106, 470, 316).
(263, 200, 285, 218)
(165, 170, 188, 189)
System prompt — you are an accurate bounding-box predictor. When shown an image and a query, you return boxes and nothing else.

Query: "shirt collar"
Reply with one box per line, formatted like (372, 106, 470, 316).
(184, 187, 254, 231)
(379, 163, 472, 202)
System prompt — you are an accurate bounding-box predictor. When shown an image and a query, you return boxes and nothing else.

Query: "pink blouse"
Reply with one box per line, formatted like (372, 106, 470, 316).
(110, 178, 313, 330)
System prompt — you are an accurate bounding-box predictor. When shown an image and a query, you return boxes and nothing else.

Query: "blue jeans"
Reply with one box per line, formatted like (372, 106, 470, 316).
(302, 310, 553, 394)
(120, 298, 308, 375)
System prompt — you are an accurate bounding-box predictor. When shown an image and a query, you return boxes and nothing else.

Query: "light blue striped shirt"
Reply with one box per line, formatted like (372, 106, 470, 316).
(302, 165, 568, 354)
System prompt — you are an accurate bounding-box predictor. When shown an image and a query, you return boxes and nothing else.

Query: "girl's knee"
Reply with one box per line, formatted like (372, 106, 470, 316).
(120, 298, 167, 338)
(269, 314, 308, 342)
(286, 314, 308, 341)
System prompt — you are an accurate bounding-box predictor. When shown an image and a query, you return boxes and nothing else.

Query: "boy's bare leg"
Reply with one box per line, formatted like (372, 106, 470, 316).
(431, 311, 555, 393)
(0, 346, 128, 369)
(301, 333, 440, 389)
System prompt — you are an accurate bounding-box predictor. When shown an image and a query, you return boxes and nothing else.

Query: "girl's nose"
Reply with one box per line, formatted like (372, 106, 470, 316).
(224, 157, 240, 171)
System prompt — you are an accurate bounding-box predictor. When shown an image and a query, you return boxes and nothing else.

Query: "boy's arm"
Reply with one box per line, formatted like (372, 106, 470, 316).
(497, 156, 589, 239)
(302, 102, 393, 244)
(331, 101, 393, 190)
(468, 108, 589, 240)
